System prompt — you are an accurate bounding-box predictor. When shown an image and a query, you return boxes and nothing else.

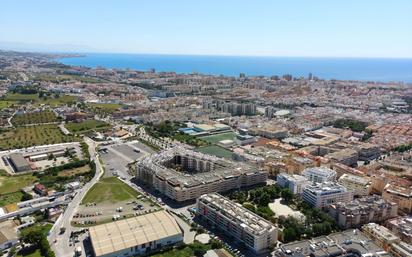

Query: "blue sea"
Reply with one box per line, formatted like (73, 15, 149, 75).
(59, 53, 412, 83)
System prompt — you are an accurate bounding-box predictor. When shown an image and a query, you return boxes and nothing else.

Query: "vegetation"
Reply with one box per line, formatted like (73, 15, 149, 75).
(88, 103, 123, 114)
(82, 177, 139, 204)
(32, 73, 102, 84)
(0, 124, 79, 150)
(196, 145, 233, 159)
(19, 224, 55, 257)
(393, 143, 412, 152)
(332, 118, 368, 132)
(11, 111, 59, 126)
(151, 242, 212, 257)
(0, 171, 37, 194)
(35, 159, 95, 189)
(0, 100, 15, 109)
(65, 119, 110, 134)
(4, 92, 77, 107)
(146, 121, 209, 147)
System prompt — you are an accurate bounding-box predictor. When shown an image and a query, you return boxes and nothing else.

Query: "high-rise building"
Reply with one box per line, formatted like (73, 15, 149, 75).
(302, 167, 337, 183)
(277, 173, 310, 194)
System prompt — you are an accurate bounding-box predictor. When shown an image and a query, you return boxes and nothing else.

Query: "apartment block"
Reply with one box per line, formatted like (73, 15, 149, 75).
(302, 182, 353, 208)
(338, 173, 371, 196)
(386, 216, 412, 244)
(302, 167, 337, 183)
(196, 193, 277, 254)
(277, 173, 310, 194)
(382, 184, 412, 214)
(328, 195, 398, 229)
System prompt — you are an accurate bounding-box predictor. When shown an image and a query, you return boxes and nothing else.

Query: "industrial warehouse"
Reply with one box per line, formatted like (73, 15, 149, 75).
(89, 211, 183, 257)
(136, 147, 267, 202)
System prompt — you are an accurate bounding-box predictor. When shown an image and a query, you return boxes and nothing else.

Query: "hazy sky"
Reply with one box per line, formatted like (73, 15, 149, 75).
(1, 0, 412, 57)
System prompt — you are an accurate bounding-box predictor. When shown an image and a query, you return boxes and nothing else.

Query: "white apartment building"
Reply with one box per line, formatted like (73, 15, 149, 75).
(302, 167, 337, 183)
(338, 173, 371, 196)
(197, 193, 277, 254)
(302, 182, 353, 208)
(277, 173, 310, 194)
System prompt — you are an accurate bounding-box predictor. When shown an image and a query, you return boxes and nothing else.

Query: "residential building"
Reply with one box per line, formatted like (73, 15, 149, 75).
(137, 147, 267, 202)
(302, 182, 353, 208)
(328, 195, 398, 229)
(362, 223, 412, 257)
(274, 229, 391, 257)
(0, 220, 18, 251)
(276, 173, 310, 194)
(338, 173, 371, 196)
(382, 184, 412, 214)
(386, 216, 412, 244)
(302, 167, 337, 183)
(196, 193, 277, 254)
(89, 211, 183, 257)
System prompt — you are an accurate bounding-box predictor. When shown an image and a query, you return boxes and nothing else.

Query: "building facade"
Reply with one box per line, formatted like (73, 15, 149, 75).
(302, 182, 353, 208)
(328, 195, 398, 229)
(338, 173, 371, 197)
(277, 173, 310, 195)
(197, 193, 277, 254)
(302, 167, 337, 183)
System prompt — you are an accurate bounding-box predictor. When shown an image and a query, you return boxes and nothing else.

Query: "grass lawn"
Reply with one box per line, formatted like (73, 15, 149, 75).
(65, 119, 110, 134)
(4, 93, 77, 107)
(11, 110, 59, 126)
(17, 249, 42, 257)
(0, 124, 79, 150)
(0, 191, 23, 206)
(199, 132, 236, 144)
(196, 145, 234, 159)
(0, 172, 37, 194)
(82, 177, 139, 204)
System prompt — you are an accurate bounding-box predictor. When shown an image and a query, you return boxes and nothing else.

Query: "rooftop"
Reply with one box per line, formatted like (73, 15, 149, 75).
(89, 211, 182, 257)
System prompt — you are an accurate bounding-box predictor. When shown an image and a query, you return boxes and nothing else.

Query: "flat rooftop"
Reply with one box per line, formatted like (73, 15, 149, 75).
(89, 211, 182, 257)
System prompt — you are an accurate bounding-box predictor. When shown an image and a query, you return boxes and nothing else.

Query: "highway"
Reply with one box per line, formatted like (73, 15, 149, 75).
(48, 137, 104, 257)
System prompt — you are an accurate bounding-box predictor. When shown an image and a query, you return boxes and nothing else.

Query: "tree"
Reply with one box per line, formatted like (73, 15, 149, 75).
(281, 188, 293, 203)
(21, 192, 33, 201)
(283, 227, 298, 243)
(210, 239, 223, 249)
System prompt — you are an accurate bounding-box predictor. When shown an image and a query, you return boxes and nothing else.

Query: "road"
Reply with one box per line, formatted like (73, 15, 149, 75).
(48, 137, 104, 257)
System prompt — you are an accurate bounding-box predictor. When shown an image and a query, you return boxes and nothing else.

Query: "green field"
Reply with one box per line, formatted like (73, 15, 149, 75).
(11, 110, 59, 126)
(4, 93, 77, 107)
(0, 171, 37, 194)
(88, 103, 122, 114)
(196, 145, 234, 159)
(65, 119, 110, 134)
(0, 191, 24, 206)
(32, 74, 102, 83)
(82, 177, 140, 204)
(0, 100, 15, 109)
(199, 132, 236, 144)
(0, 171, 37, 206)
(0, 124, 79, 150)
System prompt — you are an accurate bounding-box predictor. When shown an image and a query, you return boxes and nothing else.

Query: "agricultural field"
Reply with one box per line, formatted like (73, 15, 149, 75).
(0, 124, 79, 150)
(11, 110, 59, 126)
(196, 145, 234, 159)
(88, 103, 123, 114)
(82, 177, 139, 204)
(199, 132, 236, 144)
(4, 93, 77, 107)
(65, 119, 110, 134)
(58, 164, 90, 177)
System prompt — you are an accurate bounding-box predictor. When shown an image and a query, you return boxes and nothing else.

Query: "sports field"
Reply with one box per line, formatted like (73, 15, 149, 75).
(196, 145, 234, 159)
(82, 177, 140, 204)
(199, 132, 236, 144)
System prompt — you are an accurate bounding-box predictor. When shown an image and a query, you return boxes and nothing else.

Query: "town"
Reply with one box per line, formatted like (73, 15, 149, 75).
(0, 50, 411, 257)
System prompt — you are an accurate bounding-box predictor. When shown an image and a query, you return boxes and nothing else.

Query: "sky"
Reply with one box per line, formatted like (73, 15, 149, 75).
(1, 0, 412, 58)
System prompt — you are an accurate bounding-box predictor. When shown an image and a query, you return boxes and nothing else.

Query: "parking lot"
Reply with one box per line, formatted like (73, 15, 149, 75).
(72, 196, 160, 227)
(99, 141, 148, 178)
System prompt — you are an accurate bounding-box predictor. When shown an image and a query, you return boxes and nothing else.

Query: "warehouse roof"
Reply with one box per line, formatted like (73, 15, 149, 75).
(89, 211, 182, 256)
